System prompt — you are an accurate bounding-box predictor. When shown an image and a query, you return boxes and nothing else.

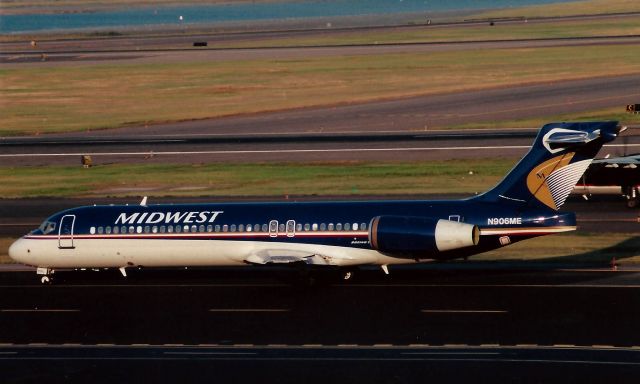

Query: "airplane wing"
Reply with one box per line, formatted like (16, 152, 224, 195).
(245, 249, 334, 266)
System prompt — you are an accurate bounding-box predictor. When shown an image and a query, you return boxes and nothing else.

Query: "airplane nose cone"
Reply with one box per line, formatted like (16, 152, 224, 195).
(8, 238, 28, 264)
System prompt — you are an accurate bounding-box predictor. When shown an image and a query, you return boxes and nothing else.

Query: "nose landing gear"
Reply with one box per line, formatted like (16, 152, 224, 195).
(36, 267, 55, 285)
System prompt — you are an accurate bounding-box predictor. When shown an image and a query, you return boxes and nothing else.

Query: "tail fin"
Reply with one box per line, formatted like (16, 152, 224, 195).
(475, 121, 622, 210)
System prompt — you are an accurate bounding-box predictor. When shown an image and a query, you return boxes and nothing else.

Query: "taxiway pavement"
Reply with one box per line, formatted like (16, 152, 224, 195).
(1, 268, 640, 382)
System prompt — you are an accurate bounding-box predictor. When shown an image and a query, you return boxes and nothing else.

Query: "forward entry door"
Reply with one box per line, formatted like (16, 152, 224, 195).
(58, 215, 76, 249)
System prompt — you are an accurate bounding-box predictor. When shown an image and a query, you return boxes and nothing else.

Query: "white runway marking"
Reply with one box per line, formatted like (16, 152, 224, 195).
(0, 145, 531, 158)
(164, 352, 257, 355)
(402, 352, 500, 355)
(421, 309, 508, 314)
(1, 143, 637, 158)
(1, 309, 80, 313)
(208, 308, 290, 313)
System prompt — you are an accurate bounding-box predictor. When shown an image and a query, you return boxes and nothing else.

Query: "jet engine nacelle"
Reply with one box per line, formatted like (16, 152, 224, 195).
(369, 216, 479, 258)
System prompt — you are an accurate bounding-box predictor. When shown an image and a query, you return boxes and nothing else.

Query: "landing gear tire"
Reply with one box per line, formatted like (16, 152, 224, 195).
(40, 275, 52, 285)
(340, 269, 355, 282)
(625, 186, 639, 209)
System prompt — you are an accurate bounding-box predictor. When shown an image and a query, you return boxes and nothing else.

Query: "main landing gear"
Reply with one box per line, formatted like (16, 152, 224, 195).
(624, 186, 640, 208)
(341, 269, 354, 281)
(625, 186, 640, 209)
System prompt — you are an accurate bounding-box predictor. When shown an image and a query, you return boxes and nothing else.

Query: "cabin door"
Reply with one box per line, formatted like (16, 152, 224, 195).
(58, 214, 76, 249)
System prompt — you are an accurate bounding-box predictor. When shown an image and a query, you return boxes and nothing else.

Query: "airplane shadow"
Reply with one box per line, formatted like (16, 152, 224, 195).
(526, 235, 640, 265)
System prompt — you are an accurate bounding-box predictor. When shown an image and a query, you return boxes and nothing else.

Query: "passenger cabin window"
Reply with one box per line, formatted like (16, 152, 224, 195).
(336, 223, 343, 231)
(106, 226, 112, 234)
(312, 223, 318, 231)
(175, 225, 182, 233)
(144, 226, 150, 234)
(168, 225, 174, 233)
(90, 227, 96, 235)
(352, 223, 358, 231)
(361, 223, 367, 231)
(98, 227, 104, 234)
(215, 225, 221, 232)
(160, 226, 166, 233)
(113, 226, 119, 234)
(230, 224, 237, 232)
(320, 223, 326, 231)
(328, 223, 334, 231)
(261, 224, 268, 232)
(304, 223, 310, 231)
(344, 223, 351, 231)
(152, 226, 158, 234)
(223, 225, 229, 232)
(207, 225, 213, 232)
(128, 226, 135, 234)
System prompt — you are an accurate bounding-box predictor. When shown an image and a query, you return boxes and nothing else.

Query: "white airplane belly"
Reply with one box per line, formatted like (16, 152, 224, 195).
(14, 237, 411, 269)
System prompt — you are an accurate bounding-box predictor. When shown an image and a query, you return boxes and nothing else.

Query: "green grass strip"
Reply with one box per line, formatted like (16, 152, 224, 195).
(0, 160, 515, 198)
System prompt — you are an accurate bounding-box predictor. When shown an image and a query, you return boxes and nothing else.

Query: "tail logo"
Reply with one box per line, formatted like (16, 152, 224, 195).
(526, 153, 592, 210)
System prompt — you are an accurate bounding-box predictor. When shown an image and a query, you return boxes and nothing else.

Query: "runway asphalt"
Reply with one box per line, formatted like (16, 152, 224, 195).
(0, 129, 539, 165)
(1, 130, 638, 165)
(0, 196, 638, 382)
(1, 267, 640, 382)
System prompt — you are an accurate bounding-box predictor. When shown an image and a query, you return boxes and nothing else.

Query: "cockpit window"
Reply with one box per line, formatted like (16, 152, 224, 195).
(37, 220, 56, 235)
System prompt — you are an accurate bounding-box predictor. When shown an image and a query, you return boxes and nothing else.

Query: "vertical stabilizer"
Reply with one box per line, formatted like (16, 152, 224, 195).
(474, 121, 621, 210)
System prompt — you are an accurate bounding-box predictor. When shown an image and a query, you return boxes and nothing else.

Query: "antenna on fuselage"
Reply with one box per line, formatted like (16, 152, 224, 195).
(140, 196, 148, 207)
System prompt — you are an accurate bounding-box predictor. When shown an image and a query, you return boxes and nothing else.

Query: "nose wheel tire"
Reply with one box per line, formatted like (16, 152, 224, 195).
(40, 275, 52, 285)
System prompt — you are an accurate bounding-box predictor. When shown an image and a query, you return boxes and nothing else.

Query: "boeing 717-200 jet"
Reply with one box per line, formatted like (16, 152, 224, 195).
(9, 121, 622, 284)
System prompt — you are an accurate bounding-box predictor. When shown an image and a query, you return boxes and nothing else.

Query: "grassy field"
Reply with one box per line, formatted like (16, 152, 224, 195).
(0, 159, 515, 198)
(2, 233, 639, 265)
(2, 44, 639, 136)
